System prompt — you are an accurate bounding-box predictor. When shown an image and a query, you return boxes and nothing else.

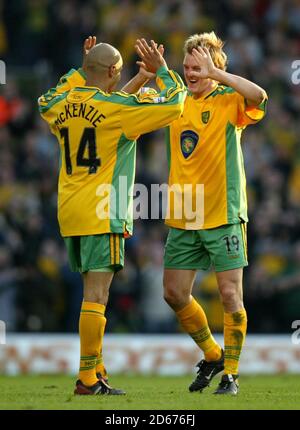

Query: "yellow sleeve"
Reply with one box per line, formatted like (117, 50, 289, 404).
(120, 66, 186, 140)
(38, 68, 86, 131)
(235, 92, 268, 127)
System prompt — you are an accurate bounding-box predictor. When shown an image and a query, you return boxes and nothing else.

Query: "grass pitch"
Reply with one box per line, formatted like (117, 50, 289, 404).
(0, 374, 299, 410)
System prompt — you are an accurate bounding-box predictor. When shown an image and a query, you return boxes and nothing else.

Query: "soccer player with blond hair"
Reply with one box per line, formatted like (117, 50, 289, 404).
(136, 32, 267, 395)
(38, 36, 186, 395)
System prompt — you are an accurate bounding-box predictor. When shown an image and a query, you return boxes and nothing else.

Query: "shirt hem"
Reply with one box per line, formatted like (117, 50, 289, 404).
(61, 229, 131, 237)
(165, 217, 248, 230)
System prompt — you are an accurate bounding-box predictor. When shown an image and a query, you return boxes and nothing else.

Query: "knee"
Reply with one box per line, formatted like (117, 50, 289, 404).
(163, 270, 194, 310)
(163, 286, 179, 306)
(83, 272, 113, 305)
(84, 285, 110, 305)
(163, 282, 187, 309)
(97, 287, 110, 305)
(97, 291, 109, 306)
(219, 281, 243, 310)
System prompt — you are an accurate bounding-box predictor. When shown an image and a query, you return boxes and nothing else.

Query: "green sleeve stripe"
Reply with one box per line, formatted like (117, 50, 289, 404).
(155, 65, 168, 75)
(110, 133, 136, 235)
(244, 98, 267, 122)
(114, 234, 117, 265)
(245, 97, 267, 111)
(77, 67, 87, 80)
(38, 69, 84, 113)
(56, 68, 77, 86)
(38, 87, 61, 108)
(209, 85, 235, 98)
(56, 68, 84, 87)
(158, 68, 185, 100)
(166, 70, 185, 94)
(38, 92, 66, 113)
(225, 121, 239, 224)
(156, 67, 184, 89)
(73, 86, 96, 92)
(257, 97, 267, 111)
(225, 121, 248, 223)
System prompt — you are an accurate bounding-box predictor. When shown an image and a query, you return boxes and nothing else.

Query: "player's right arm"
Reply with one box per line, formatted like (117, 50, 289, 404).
(38, 68, 86, 108)
(37, 67, 86, 134)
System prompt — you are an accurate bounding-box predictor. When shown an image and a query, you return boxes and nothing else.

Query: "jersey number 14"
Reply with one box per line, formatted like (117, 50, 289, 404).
(60, 127, 101, 175)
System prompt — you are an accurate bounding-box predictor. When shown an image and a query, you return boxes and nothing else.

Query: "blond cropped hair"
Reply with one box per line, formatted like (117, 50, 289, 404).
(184, 31, 227, 70)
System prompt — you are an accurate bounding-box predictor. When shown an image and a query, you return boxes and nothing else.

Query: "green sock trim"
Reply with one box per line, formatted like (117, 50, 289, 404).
(224, 345, 242, 350)
(80, 355, 98, 360)
(224, 354, 240, 361)
(79, 365, 96, 371)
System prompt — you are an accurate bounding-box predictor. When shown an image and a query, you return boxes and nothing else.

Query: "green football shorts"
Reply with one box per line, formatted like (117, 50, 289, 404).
(164, 223, 248, 272)
(64, 233, 124, 273)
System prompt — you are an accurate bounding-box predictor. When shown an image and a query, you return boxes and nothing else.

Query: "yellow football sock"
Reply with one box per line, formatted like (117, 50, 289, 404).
(78, 301, 106, 387)
(224, 309, 247, 375)
(96, 350, 108, 379)
(95, 313, 108, 379)
(176, 298, 222, 362)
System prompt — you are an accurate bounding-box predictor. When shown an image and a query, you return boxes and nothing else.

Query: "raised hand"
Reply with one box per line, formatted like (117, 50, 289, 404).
(136, 44, 164, 80)
(83, 36, 97, 71)
(191, 46, 216, 79)
(135, 39, 167, 74)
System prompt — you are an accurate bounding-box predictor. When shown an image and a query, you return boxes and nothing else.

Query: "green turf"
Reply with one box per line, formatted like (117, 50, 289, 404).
(0, 374, 299, 410)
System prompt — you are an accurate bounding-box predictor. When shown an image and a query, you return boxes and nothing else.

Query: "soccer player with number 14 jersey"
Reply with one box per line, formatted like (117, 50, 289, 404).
(39, 37, 186, 395)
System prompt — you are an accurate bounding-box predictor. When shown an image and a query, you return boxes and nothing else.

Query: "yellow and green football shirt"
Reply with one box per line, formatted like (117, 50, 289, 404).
(38, 66, 186, 237)
(162, 84, 267, 230)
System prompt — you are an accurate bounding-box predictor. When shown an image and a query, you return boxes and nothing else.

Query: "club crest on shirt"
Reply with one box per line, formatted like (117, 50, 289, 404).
(180, 130, 199, 159)
(202, 111, 210, 124)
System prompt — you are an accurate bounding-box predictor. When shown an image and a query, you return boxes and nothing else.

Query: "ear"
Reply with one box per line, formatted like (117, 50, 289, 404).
(108, 65, 116, 78)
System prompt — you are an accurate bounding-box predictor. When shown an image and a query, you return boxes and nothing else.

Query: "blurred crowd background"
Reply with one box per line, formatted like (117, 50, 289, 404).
(0, 0, 300, 335)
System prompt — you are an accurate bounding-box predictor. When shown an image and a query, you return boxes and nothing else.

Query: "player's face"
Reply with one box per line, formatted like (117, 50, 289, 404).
(183, 53, 210, 97)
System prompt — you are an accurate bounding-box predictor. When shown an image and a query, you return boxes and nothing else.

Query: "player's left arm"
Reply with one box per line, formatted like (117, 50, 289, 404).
(211, 69, 267, 106)
(38, 69, 85, 131)
(121, 42, 164, 94)
(38, 36, 96, 132)
(38, 36, 96, 113)
(40, 35, 95, 102)
(121, 68, 153, 93)
(192, 46, 267, 106)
